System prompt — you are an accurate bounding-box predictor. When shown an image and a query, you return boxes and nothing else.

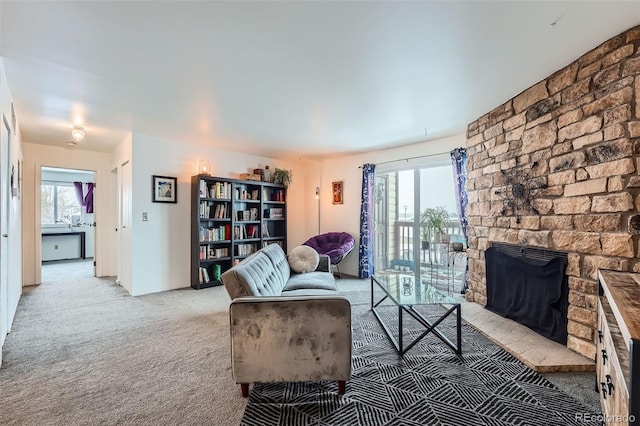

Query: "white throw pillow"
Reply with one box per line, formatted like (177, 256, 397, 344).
(289, 245, 320, 274)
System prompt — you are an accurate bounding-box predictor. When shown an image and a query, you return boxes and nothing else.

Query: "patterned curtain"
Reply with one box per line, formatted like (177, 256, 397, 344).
(450, 148, 468, 293)
(358, 163, 375, 278)
(450, 148, 468, 243)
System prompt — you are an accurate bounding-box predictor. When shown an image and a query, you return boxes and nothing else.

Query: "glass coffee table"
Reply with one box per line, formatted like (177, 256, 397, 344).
(371, 273, 462, 355)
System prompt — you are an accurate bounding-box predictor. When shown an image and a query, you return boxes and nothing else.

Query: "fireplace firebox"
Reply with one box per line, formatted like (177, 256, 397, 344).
(485, 243, 569, 345)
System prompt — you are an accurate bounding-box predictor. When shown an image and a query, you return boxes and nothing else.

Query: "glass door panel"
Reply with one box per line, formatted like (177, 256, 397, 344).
(374, 160, 461, 289)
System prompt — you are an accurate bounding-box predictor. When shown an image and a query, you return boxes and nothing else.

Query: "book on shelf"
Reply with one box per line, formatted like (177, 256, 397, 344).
(262, 222, 270, 238)
(236, 243, 257, 257)
(235, 188, 261, 200)
(233, 225, 246, 240)
(199, 202, 210, 218)
(209, 182, 231, 199)
(235, 209, 258, 221)
(201, 247, 229, 259)
(199, 267, 212, 284)
(269, 207, 284, 218)
(199, 224, 231, 242)
(270, 189, 285, 202)
(209, 203, 229, 219)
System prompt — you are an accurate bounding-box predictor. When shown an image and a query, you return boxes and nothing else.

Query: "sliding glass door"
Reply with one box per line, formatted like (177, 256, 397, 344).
(374, 157, 460, 286)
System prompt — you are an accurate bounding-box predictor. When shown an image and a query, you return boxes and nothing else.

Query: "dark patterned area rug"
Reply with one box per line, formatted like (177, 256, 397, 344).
(241, 296, 600, 426)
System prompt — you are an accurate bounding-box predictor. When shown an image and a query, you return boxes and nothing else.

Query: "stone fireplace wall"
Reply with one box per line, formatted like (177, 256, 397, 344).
(465, 25, 640, 359)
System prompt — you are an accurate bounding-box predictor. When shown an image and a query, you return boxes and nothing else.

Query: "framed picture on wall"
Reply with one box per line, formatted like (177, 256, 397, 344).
(332, 181, 343, 205)
(152, 175, 177, 203)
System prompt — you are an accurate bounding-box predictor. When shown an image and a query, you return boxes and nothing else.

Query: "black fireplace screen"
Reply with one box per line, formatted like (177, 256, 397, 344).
(485, 244, 568, 345)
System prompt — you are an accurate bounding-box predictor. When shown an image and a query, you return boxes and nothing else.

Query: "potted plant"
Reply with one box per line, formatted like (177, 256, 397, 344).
(420, 206, 450, 245)
(272, 168, 293, 187)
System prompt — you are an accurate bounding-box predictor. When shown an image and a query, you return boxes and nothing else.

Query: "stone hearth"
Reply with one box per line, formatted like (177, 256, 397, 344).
(464, 25, 640, 360)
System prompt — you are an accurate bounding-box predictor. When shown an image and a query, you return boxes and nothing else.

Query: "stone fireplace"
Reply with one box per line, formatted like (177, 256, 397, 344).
(465, 25, 640, 360)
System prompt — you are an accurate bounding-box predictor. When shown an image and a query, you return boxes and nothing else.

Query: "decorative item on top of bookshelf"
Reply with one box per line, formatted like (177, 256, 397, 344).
(198, 159, 211, 175)
(332, 181, 343, 205)
(253, 168, 264, 181)
(152, 175, 177, 203)
(264, 165, 271, 183)
(239, 172, 261, 181)
(272, 168, 292, 187)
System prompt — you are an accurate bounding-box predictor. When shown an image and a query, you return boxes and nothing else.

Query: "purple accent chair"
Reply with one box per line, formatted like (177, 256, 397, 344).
(303, 232, 355, 278)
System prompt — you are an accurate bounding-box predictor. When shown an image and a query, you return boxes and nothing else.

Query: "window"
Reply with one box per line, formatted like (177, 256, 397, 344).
(41, 182, 81, 225)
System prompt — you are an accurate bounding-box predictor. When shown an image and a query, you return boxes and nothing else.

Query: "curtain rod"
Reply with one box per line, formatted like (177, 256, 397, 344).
(42, 179, 95, 184)
(358, 151, 451, 168)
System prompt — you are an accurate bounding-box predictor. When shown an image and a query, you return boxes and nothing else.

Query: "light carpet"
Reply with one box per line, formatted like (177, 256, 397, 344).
(1, 260, 246, 425)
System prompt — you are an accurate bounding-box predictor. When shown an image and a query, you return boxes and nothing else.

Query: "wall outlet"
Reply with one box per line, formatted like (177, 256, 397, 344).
(142, 212, 148, 221)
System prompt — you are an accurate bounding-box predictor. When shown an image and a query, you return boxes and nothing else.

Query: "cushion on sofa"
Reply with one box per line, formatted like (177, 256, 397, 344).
(288, 245, 320, 274)
(283, 271, 338, 293)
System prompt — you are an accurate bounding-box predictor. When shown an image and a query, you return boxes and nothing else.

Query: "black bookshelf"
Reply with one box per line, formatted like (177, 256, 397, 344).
(190, 175, 287, 289)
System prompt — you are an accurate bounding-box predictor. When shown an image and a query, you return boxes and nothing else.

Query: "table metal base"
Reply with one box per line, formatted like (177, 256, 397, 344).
(371, 277, 462, 355)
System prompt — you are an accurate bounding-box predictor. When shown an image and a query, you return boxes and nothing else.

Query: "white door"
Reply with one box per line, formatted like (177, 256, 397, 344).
(119, 160, 132, 293)
(0, 117, 10, 341)
(110, 167, 119, 278)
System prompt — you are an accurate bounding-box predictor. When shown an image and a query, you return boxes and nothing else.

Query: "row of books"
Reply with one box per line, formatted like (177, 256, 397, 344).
(269, 189, 285, 202)
(236, 208, 258, 221)
(198, 267, 211, 284)
(198, 265, 221, 284)
(236, 188, 260, 200)
(264, 207, 284, 219)
(199, 202, 230, 219)
(199, 181, 232, 199)
(262, 222, 270, 238)
(235, 243, 258, 257)
(233, 225, 259, 240)
(199, 224, 231, 242)
(199, 246, 229, 260)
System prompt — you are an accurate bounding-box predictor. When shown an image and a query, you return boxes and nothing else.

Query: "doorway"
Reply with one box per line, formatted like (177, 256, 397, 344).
(40, 167, 96, 283)
(0, 116, 10, 340)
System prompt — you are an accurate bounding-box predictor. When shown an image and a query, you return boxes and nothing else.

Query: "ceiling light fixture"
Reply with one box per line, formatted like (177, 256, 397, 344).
(71, 126, 85, 142)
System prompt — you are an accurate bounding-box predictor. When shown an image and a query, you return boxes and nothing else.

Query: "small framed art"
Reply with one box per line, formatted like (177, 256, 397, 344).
(332, 181, 343, 205)
(152, 175, 177, 203)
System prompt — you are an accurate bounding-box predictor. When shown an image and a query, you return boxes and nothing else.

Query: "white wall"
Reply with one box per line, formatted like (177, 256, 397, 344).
(0, 58, 23, 348)
(311, 134, 466, 277)
(22, 127, 465, 298)
(126, 133, 306, 296)
(22, 144, 113, 285)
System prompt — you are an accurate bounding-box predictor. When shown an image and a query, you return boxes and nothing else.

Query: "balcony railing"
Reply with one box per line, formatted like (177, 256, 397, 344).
(393, 219, 462, 261)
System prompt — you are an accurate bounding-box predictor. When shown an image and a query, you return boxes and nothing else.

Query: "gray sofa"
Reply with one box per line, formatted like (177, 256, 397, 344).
(221, 243, 352, 397)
